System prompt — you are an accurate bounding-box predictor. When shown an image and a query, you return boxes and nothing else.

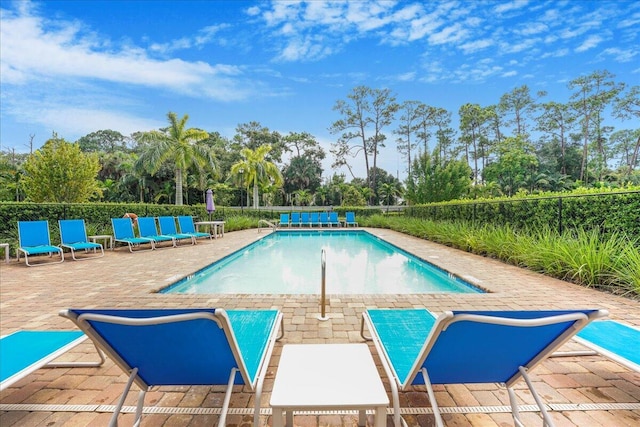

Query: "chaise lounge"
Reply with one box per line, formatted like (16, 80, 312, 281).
(361, 308, 608, 427)
(60, 307, 284, 427)
(17, 220, 64, 266)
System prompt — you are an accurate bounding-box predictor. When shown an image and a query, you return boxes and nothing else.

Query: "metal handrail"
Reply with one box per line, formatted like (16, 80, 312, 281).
(257, 219, 277, 233)
(318, 249, 328, 321)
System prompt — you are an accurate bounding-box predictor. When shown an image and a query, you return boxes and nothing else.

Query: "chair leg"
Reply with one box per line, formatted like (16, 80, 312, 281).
(516, 366, 556, 427)
(420, 368, 444, 427)
(218, 368, 239, 427)
(133, 390, 146, 427)
(110, 367, 139, 427)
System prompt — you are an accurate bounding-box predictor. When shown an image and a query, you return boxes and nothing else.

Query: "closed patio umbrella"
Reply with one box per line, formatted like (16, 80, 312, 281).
(206, 189, 215, 221)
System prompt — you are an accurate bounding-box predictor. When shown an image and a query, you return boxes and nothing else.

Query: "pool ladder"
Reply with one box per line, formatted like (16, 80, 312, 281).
(257, 219, 278, 233)
(318, 249, 329, 321)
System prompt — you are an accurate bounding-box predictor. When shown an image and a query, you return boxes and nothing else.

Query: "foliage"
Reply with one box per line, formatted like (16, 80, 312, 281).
(230, 144, 283, 209)
(329, 85, 399, 197)
(405, 152, 472, 203)
(360, 214, 639, 298)
(341, 185, 366, 206)
(21, 137, 102, 203)
(405, 188, 640, 239)
(137, 112, 214, 206)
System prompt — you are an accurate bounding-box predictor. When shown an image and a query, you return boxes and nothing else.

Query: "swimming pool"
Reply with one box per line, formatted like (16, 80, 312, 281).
(162, 230, 482, 295)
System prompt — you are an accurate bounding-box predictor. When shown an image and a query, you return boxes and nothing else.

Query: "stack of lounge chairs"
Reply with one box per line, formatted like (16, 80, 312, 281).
(278, 211, 356, 228)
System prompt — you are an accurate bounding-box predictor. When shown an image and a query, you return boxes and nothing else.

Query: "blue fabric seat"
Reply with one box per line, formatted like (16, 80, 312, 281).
(112, 217, 155, 252)
(1, 330, 104, 391)
(158, 216, 195, 245)
(137, 217, 176, 248)
(575, 320, 640, 371)
(60, 308, 283, 427)
(310, 212, 320, 227)
(329, 211, 340, 227)
(17, 220, 64, 266)
(177, 215, 211, 241)
(319, 212, 329, 227)
(556, 320, 640, 372)
(59, 219, 104, 260)
(345, 211, 358, 227)
(279, 213, 290, 227)
(361, 308, 608, 427)
(300, 212, 311, 227)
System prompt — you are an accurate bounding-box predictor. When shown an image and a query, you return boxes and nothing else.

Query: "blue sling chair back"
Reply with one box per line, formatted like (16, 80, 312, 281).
(137, 217, 176, 248)
(111, 217, 155, 252)
(60, 308, 284, 427)
(177, 215, 211, 241)
(157, 216, 196, 245)
(59, 219, 104, 260)
(17, 220, 64, 266)
(361, 308, 608, 427)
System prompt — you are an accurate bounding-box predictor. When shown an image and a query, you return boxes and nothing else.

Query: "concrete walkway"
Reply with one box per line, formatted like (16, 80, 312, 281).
(1, 228, 638, 426)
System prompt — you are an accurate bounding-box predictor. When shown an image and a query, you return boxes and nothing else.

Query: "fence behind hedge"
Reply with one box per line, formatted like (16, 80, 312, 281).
(404, 191, 640, 239)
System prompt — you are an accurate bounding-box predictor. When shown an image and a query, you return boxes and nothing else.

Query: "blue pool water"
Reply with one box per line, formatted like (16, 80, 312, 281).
(162, 230, 482, 295)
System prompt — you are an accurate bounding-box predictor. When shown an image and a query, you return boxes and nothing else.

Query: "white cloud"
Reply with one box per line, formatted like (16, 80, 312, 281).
(396, 71, 416, 82)
(0, 7, 248, 101)
(600, 47, 638, 63)
(460, 39, 494, 54)
(494, 0, 529, 14)
(541, 48, 569, 58)
(428, 23, 469, 45)
(502, 70, 518, 77)
(575, 35, 603, 52)
(517, 22, 548, 36)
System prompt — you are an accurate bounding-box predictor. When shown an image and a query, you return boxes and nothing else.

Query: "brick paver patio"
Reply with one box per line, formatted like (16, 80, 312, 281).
(1, 227, 638, 426)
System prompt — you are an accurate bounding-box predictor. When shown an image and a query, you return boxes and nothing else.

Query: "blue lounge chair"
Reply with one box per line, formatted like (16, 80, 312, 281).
(361, 308, 608, 427)
(329, 211, 340, 227)
(158, 216, 195, 245)
(17, 220, 64, 266)
(177, 215, 212, 241)
(345, 211, 358, 227)
(310, 212, 320, 227)
(279, 213, 290, 228)
(300, 212, 311, 227)
(60, 308, 284, 427)
(290, 212, 301, 227)
(554, 319, 640, 372)
(112, 218, 155, 252)
(137, 217, 176, 248)
(58, 219, 104, 260)
(319, 212, 329, 227)
(1, 330, 105, 391)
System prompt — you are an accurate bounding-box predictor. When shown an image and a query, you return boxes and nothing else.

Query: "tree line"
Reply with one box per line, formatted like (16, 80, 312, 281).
(0, 69, 637, 207)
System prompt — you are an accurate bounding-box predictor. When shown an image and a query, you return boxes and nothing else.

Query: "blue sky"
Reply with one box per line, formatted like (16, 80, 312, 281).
(1, 0, 638, 180)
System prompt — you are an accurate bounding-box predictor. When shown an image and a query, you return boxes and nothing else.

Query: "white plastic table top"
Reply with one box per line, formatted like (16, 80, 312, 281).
(270, 343, 388, 427)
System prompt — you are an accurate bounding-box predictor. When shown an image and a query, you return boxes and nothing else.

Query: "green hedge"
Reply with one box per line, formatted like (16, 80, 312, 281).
(0, 202, 382, 256)
(405, 191, 640, 239)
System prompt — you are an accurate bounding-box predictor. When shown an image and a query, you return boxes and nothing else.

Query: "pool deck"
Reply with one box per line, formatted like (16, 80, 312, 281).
(1, 227, 638, 426)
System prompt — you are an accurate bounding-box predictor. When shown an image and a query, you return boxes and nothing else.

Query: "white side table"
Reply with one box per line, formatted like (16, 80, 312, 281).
(194, 221, 226, 239)
(0, 243, 9, 263)
(270, 344, 388, 427)
(89, 235, 113, 250)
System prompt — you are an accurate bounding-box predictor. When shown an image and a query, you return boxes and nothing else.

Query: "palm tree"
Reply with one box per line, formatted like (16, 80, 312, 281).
(230, 145, 283, 209)
(378, 182, 403, 211)
(137, 112, 215, 205)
